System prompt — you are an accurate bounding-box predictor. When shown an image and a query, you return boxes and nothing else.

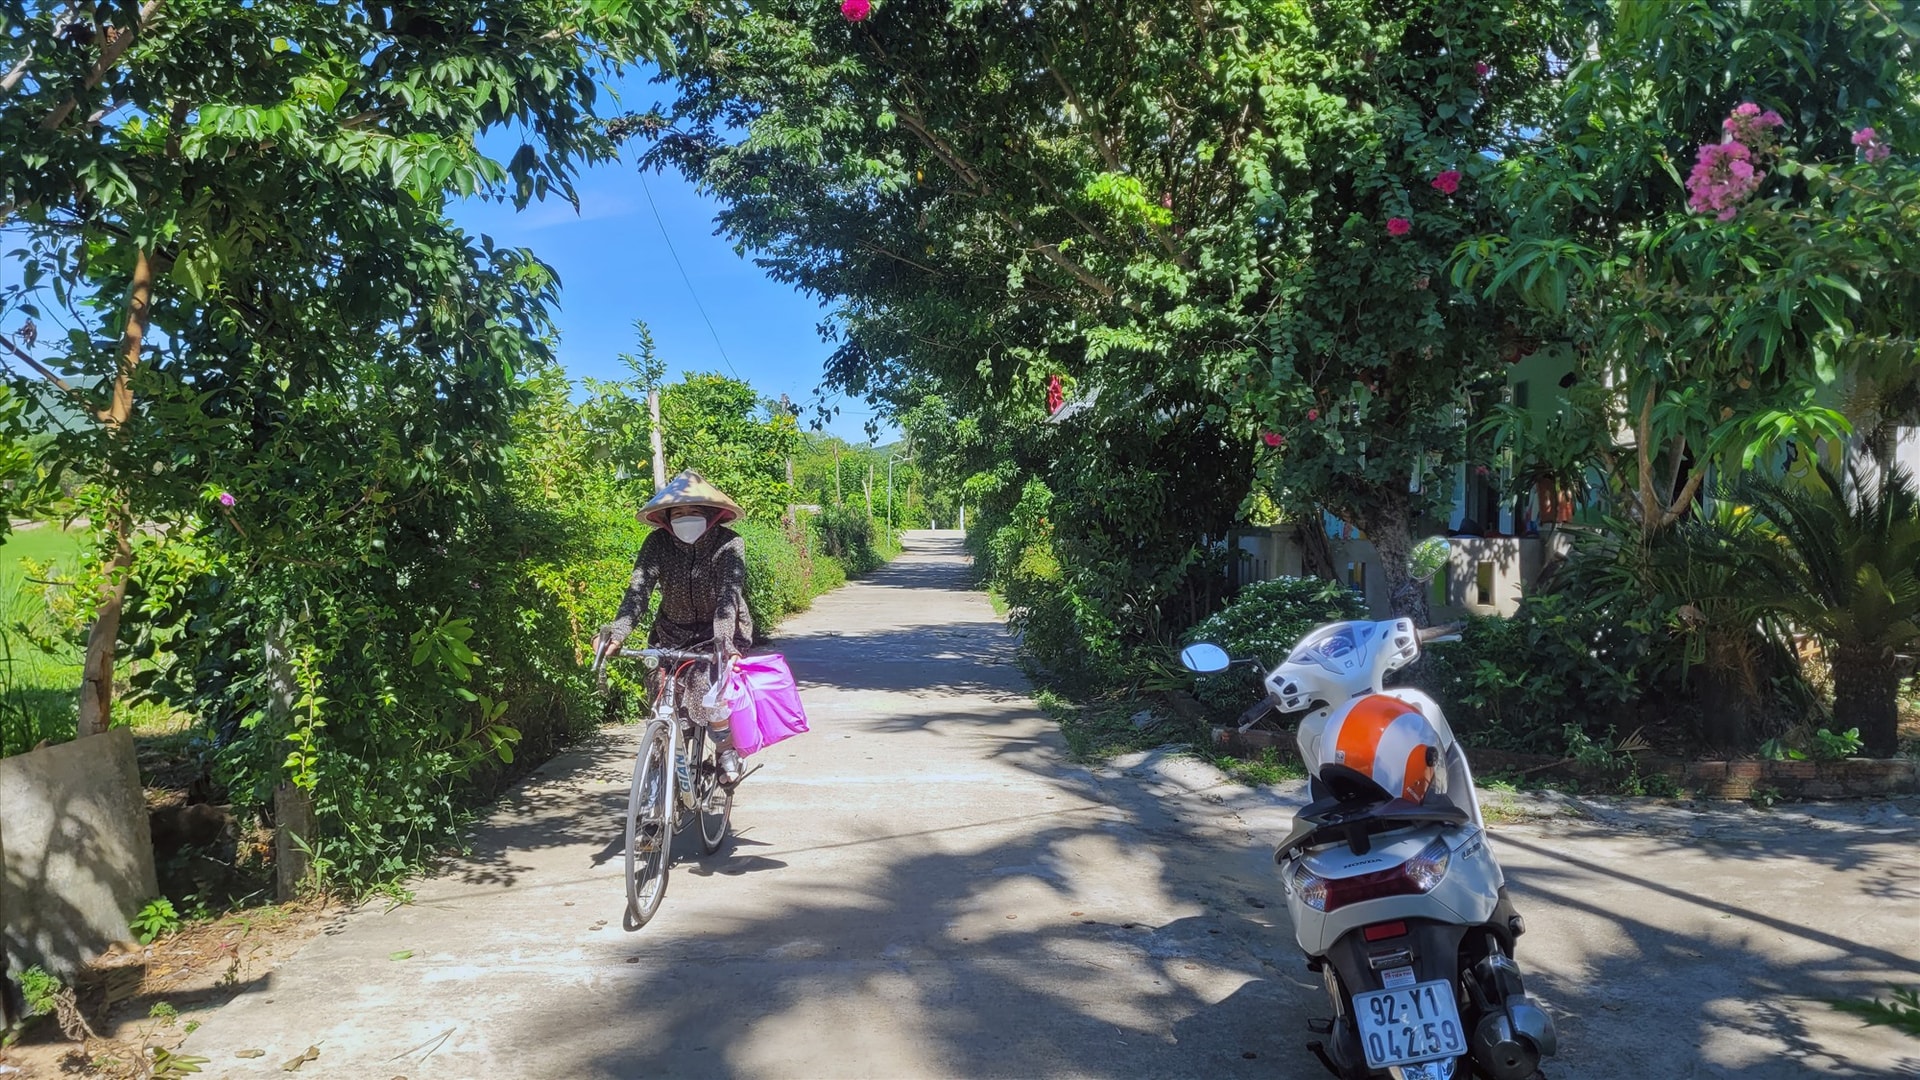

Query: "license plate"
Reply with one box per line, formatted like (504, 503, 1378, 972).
(1352, 979, 1467, 1068)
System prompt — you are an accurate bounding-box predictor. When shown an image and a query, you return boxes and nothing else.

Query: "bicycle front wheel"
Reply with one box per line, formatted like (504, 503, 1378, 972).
(691, 725, 733, 855)
(625, 720, 672, 929)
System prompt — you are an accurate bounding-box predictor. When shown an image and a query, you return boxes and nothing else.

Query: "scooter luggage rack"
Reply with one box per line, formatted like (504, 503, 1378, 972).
(1276, 795, 1471, 860)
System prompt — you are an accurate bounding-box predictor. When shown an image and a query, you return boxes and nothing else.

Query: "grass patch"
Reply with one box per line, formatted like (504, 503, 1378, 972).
(0, 523, 187, 756)
(1209, 746, 1306, 786)
(1036, 687, 1204, 761)
(2, 523, 91, 565)
(1, 524, 90, 755)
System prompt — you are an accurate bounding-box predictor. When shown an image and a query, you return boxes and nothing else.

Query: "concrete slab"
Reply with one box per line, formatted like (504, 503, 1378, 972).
(1, 726, 157, 980)
(178, 532, 1920, 1079)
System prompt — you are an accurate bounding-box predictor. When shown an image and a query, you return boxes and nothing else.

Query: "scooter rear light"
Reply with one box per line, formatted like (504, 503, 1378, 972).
(1299, 837, 1452, 914)
(1363, 920, 1408, 941)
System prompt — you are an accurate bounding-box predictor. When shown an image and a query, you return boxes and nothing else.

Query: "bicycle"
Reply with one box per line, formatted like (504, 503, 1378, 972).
(593, 645, 734, 929)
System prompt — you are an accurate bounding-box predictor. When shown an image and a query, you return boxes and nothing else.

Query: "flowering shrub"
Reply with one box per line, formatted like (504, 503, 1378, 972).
(1187, 577, 1368, 715)
(1686, 142, 1764, 220)
(1853, 126, 1890, 163)
(1684, 103, 1786, 220)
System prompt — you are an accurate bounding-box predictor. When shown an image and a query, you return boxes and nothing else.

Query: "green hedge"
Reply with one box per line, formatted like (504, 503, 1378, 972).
(737, 518, 846, 629)
(1185, 577, 1368, 716)
(810, 505, 894, 577)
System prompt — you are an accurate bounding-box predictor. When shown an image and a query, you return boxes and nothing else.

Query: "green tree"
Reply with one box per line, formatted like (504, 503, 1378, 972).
(660, 374, 801, 522)
(1454, 0, 1918, 527)
(0, 0, 668, 737)
(640, 0, 1579, 624)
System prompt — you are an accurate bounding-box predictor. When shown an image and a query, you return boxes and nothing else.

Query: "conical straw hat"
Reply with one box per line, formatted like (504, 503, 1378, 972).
(639, 469, 743, 528)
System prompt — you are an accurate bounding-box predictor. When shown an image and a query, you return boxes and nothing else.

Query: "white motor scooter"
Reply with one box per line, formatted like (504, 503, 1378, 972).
(1183, 618, 1556, 1080)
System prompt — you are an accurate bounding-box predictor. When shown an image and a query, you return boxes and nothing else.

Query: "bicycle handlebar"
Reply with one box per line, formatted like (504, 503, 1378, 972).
(612, 647, 713, 664)
(590, 641, 728, 688)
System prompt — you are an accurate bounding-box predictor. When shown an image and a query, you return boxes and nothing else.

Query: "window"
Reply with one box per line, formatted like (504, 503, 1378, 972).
(1476, 561, 1495, 606)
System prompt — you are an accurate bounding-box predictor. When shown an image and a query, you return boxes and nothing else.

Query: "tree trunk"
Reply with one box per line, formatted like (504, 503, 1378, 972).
(1832, 641, 1900, 758)
(1296, 514, 1340, 583)
(76, 515, 134, 736)
(1347, 485, 1429, 625)
(75, 248, 153, 738)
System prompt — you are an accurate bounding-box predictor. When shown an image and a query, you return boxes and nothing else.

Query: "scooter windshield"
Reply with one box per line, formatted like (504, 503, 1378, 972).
(1286, 622, 1370, 676)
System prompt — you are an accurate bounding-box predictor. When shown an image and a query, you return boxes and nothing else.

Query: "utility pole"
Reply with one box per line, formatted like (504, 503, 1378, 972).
(887, 453, 906, 537)
(648, 389, 667, 491)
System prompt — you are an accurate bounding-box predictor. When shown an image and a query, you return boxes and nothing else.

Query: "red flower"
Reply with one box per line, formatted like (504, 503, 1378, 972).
(1430, 170, 1461, 195)
(841, 0, 870, 20)
(1307, 408, 1321, 422)
(1474, 61, 1491, 79)
(1262, 431, 1284, 448)
(1386, 217, 1412, 237)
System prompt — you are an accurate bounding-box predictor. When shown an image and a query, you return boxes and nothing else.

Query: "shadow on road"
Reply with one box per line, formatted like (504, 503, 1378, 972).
(188, 532, 1920, 1080)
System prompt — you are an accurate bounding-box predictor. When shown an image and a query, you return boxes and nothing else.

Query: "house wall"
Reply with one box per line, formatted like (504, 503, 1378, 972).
(1230, 525, 1574, 620)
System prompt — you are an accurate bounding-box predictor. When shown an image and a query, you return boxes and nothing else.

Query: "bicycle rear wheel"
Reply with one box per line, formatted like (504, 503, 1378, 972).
(625, 720, 672, 929)
(691, 725, 733, 854)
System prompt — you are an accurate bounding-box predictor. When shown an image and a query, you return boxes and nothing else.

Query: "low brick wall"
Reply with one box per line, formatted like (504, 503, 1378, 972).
(1213, 728, 1920, 799)
(1, 728, 158, 981)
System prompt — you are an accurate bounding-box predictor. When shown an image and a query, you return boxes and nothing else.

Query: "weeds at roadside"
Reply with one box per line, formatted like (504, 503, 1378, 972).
(1035, 688, 1203, 761)
(1210, 746, 1305, 786)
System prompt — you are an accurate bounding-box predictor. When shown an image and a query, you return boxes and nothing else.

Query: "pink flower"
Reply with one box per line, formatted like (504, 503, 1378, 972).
(1307, 408, 1321, 422)
(217, 492, 235, 508)
(1261, 431, 1284, 448)
(1686, 141, 1764, 219)
(1386, 216, 1412, 237)
(1853, 126, 1891, 163)
(1430, 170, 1461, 195)
(1474, 61, 1491, 79)
(841, 0, 870, 20)
(1722, 102, 1784, 148)
(1475, 465, 1490, 476)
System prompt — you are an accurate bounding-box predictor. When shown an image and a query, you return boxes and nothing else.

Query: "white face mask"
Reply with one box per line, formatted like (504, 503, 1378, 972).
(669, 514, 711, 544)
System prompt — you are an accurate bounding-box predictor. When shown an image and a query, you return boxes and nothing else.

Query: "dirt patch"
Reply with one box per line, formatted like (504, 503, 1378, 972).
(1, 901, 341, 1078)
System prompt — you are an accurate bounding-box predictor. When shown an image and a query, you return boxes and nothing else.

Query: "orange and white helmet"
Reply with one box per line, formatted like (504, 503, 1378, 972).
(1313, 695, 1444, 804)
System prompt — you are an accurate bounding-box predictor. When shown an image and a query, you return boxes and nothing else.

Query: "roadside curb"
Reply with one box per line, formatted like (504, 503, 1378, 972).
(1212, 726, 1920, 800)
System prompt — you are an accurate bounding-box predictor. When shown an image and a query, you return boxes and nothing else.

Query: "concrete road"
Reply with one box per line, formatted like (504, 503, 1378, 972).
(182, 531, 1920, 1079)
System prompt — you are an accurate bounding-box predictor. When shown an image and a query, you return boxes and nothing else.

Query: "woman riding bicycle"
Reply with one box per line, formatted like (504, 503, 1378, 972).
(593, 469, 753, 785)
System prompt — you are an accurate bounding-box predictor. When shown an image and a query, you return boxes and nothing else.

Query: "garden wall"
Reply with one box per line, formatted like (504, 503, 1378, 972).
(1, 728, 157, 980)
(1210, 726, 1920, 800)
(1230, 525, 1574, 619)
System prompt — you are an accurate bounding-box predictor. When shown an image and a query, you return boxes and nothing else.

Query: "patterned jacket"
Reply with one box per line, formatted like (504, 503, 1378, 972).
(603, 525, 753, 663)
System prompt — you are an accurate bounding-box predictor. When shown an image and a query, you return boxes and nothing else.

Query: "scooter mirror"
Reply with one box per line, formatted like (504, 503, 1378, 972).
(1179, 643, 1232, 674)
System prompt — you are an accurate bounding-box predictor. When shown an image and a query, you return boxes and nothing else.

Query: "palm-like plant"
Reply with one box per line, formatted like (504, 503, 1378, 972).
(1736, 463, 1920, 758)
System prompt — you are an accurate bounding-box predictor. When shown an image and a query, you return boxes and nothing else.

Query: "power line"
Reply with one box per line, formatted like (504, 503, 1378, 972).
(636, 170, 743, 383)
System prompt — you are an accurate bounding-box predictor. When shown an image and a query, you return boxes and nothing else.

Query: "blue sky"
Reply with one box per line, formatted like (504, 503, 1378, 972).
(450, 68, 890, 443)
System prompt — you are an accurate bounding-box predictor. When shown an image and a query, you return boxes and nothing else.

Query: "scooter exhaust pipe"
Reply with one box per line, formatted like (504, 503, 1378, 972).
(1467, 951, 1558, 1080)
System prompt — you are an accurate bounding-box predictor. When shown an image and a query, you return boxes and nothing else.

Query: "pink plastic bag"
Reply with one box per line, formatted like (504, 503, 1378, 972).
(721, 654, 809, 756)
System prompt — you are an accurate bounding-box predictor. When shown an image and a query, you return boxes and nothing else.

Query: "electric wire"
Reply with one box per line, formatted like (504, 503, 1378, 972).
(637, 170, 742, 383)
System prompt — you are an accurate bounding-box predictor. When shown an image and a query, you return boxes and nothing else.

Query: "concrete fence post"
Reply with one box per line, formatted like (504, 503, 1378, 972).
(274, 782, 314, 901)
(264, 622, 315, 900)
